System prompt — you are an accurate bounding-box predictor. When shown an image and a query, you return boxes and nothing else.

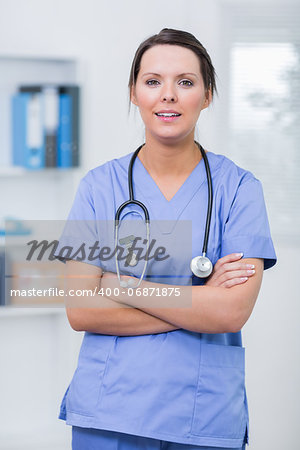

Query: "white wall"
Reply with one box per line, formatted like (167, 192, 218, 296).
(0, 1, 298, 449)
(243, 243, 299, 450)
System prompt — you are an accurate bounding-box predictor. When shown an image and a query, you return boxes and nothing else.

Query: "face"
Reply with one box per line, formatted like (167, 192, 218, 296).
(131, 44, 212, 144)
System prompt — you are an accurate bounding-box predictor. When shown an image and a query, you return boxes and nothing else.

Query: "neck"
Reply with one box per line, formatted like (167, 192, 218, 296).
(138, 133, 202, 177)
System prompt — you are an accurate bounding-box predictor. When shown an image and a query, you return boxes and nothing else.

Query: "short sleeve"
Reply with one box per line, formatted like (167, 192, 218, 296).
(54, 174, 102, 269)
(220, 177, 277, 270)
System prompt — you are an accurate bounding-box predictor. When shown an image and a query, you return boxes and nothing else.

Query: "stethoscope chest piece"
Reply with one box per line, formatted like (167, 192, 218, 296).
(190, 255, 213, 278)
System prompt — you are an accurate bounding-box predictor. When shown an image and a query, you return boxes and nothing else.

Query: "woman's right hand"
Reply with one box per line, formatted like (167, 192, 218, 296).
(205, 253, 256, 288)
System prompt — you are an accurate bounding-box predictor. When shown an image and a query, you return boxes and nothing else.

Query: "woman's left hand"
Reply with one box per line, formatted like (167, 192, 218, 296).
(205, 253, 256, 288)
(101, 255, 255, 295)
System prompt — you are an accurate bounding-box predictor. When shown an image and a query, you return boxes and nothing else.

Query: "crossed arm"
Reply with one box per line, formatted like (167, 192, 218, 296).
(64, 253, 264, 335)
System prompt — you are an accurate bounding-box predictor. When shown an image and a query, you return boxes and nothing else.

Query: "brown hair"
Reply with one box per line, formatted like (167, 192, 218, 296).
(128, 28, 218, 111)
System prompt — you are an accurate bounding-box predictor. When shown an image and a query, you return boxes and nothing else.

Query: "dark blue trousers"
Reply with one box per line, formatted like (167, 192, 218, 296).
(72, 426, 246, 450)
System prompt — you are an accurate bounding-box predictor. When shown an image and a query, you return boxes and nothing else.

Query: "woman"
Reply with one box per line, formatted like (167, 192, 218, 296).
(57, 28, 277, 450)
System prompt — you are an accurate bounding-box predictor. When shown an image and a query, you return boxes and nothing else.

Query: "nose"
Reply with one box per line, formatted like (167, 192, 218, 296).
(161, 83, 177, 103)
(163, 95, 175, 102)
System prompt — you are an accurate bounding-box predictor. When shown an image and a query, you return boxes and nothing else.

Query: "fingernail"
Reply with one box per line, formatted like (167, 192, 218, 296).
(241, 277, 248, 281)
(246, 264, 255, 269)
(247, 269, 255, 274)
(236, 253, 243, 257)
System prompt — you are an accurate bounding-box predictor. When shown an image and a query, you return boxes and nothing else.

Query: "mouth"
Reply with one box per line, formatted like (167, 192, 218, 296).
(154, 112, 181, 122)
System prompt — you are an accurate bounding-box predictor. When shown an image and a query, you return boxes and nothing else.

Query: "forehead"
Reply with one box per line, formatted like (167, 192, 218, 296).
(139, 44, 201, 74)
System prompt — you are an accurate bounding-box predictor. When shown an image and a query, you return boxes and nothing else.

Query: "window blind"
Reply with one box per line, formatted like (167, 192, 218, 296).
(222, 2, 300, 243)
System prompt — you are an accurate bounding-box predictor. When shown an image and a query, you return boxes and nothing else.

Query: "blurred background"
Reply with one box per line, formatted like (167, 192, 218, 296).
(0, 0, 299, 448)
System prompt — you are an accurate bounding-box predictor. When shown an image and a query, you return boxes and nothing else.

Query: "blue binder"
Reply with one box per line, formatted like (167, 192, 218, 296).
(57, 94, 72, 167)
(12, 93, 29, 166)
(59, 86, 80, 167)
(11, 92, 45, 169)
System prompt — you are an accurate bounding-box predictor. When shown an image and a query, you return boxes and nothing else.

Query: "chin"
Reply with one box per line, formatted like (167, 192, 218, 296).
(151, 128, 191, 142)
(152, 135, 187, 146)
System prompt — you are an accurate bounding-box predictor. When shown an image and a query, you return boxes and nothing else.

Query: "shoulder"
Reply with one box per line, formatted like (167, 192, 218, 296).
(207, 151, 261, 191)
(78, 152, 134, 189)
(206, 151, 266, 218)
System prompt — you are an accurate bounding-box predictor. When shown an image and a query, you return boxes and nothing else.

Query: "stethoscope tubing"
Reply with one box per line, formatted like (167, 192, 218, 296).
(197, 142, 213, 255)
(114, 141, 213, 284)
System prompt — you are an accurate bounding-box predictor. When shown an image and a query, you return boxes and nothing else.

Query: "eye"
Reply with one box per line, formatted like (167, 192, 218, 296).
(179, 79, 193, 86)
(146, 79, 160, 86)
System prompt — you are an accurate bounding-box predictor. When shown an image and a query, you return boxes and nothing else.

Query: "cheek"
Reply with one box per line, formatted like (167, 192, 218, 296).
(135, 87, 157, 111)
(184, 92, 206, 113)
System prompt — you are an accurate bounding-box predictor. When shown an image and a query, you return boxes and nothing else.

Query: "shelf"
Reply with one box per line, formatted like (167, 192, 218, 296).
(0, 166, 27, 176)
(0, 166, 81, 176)
(0, 53, 78, 63)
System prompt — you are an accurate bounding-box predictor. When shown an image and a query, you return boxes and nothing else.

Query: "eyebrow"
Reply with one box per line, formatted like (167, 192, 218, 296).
(141, 72, 199, 79)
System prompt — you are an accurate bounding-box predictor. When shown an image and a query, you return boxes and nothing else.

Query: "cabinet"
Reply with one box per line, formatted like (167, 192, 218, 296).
(0, 306, 83, 450)
(0, 55, 80, 168)
(0, 54, 84, 307)
(0, 54, 82, 221)
(0, 55, 85, 449)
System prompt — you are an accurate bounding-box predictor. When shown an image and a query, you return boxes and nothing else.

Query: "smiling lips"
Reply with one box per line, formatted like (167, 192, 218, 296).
(155, 110, 181, 122)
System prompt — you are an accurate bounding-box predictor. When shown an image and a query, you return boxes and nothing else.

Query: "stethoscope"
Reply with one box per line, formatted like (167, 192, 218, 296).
(114, 140, 213, 288)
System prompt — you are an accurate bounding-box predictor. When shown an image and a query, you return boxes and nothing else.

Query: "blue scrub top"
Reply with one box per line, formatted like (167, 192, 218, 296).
(56, 150, 277, 448)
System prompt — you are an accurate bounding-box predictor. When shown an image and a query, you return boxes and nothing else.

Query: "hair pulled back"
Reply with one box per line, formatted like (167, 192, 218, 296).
(128, 28, 217, 110)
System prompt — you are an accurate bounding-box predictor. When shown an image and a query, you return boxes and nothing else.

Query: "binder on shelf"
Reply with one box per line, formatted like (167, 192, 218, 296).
(27, 92, 45, 169)
(16, 84, 80, 168)
(12, 93, 28, 167)
(43, 86, 59, 168)
(57, 93, 72, 168)
(19, 85, 59, 168)
(59, 86, 80, 167)
(11, 92, 45, 169)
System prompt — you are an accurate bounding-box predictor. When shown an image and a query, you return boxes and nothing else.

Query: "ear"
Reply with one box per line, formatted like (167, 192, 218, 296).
(130, 85, 138, 106)
(201, 89, 213, 111)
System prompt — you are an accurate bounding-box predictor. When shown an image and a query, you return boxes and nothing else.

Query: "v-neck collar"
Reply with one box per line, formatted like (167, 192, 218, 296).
(132, 152, 211, 232)
(136, 154, 204, 204)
